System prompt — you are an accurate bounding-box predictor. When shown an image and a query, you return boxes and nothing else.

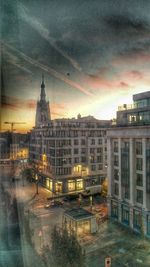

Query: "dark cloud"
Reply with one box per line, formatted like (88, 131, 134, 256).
(105, 14, 149, 34)
(119, 81, 129, 87)
(1, 95, 36, 110)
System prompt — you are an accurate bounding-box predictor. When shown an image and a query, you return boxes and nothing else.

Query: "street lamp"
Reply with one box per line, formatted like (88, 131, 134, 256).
(35, 173, 39, 194)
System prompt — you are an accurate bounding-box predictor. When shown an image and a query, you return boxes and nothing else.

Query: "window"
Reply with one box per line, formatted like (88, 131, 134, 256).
(97, 147, 102, 153)
(81, 139, 86, 145)
(81, 148, 86, 154)
(136, 158, 143, 171)
(68, 180, 75, 191)
(74, 157, 79, 163)
(114, 155, 119, 166)
(98, 139, 102, 145)
(81, 157, 86, 163)
(111, 201, 118, 218)
(133, 210, 141, 230)
(147, 215, 150, 236)
(136, 189, 143, 204)
(76, 179, 83, 190)
(136, 141, 142, 155)
(90, 156, 95, 163)
(98, 164, 103, 170)
(90, 148, 95, 154)
(97, 156, 103, 163)
(114, 169, 119, 180)
(114, 141, 118, 153)
(124, 187, 130, 200)
(91, 139, 95, 145)
(74, 148, 78, 154)
(122, 205, 129, 225)
(114, 183, 119, 195)
(74, 139, 78, 145)
(136, 173, 143, 186)
(91, 165, 96, 171)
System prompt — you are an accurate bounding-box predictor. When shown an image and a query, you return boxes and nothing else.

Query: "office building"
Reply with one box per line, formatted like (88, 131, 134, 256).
(29, 77, 110, 194)
(107, 91, 150, 237)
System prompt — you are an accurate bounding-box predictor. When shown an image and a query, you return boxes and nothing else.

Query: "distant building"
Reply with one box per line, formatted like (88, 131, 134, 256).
(0, 138, 9, 159)
(29, 76, 110, 194)
(0, 131, 29, 160)
(0, 131, 12, 159)
(107, 91, 150, 237)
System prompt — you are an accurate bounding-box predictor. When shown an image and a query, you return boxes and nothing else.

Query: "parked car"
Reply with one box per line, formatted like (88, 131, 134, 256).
(44, 199, 63, 208)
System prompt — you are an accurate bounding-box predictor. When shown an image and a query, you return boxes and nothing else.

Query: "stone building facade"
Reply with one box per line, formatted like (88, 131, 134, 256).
(107, 91, 150, 237)
(29, 77, 110, 194)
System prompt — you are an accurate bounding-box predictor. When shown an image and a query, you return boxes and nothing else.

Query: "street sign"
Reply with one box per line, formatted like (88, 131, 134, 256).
(105, 257, 111, 267)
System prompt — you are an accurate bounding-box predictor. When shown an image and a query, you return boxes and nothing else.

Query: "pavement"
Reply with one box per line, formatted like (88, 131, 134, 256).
(85, 221, 150, 267)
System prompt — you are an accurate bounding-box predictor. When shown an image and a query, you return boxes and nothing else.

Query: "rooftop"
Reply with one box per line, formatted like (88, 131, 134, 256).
(64, 208, 94, 220)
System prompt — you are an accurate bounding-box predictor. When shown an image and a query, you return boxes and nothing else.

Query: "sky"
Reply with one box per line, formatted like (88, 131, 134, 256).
(1, 0, 150, 132)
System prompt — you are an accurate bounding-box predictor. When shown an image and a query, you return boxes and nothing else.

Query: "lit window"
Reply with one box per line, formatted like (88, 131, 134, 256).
(76, 179, 83, 190)
(68, 180, 75, 191)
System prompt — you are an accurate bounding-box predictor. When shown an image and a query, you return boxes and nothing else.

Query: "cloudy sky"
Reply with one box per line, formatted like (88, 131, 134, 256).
(1, 0, 150, 132)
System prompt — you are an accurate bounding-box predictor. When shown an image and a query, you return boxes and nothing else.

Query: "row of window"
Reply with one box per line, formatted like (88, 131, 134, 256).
(32, 129, 107, 139)
(113, 155, 143, 170)
(114, 183, 143, 204)
(111, 202, 142, 230)
(55, 164, 103, 175)
(113, 140, 150, 156)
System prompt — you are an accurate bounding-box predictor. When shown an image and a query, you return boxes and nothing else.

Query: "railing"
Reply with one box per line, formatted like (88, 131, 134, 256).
(118, 103, 149, 111)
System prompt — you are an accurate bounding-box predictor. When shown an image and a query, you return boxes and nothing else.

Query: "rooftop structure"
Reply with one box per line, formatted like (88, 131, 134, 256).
(63, 208, 97, 235)
(117, 91, 150, 126)
(64, 208, 94, 220)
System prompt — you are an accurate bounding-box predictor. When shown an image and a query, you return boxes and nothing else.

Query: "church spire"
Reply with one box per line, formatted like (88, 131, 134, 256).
(40, 74, 46, 101)
(35, 75, 51, 127)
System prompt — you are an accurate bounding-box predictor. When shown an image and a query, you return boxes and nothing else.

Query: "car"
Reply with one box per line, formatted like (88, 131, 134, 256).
(44, 199, 63, 208)
(44, 202, 51, 208)
(52, 200, 64, 206)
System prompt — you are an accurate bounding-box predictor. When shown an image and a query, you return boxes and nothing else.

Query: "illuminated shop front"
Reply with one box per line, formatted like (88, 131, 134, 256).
(55, 181, 62, 193)
(46, 178, 53, 191)
(76, 179, 83, 190)
(63, 208, 97, 236)
(68, 180, 76, 192)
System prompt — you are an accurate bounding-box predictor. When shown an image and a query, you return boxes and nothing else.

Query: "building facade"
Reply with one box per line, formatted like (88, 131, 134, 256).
(29, 77, 110, 194)
(107, 91, 150, 237)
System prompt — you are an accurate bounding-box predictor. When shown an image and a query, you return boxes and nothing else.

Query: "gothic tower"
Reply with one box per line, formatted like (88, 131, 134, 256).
(35, 75, 51, 127)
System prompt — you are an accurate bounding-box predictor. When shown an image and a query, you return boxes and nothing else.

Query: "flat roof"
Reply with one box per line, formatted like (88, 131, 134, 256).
(64, 208, 94, 220)
(133, 91, 150, 101)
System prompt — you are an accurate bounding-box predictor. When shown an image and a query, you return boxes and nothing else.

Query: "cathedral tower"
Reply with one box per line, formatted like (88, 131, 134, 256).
(35, 75, 51, 127)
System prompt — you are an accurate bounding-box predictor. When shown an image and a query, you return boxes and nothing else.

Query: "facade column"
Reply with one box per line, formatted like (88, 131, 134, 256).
(130, 138, 134, 205)
(107, 137, 112, 197)
(118, 138, 122, 200)
(107, 137, 113, 217)
(129, 206, 134, 229)
(142, 138, 147, 210)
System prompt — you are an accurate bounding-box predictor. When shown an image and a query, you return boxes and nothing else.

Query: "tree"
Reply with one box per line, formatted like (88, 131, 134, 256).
(42, 226, 85, 267)
(101, 178, 108, 197)
(22, 168, 33, 182)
